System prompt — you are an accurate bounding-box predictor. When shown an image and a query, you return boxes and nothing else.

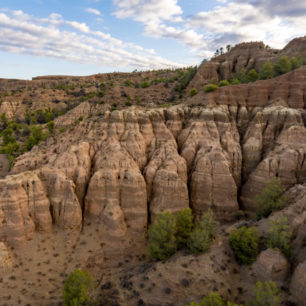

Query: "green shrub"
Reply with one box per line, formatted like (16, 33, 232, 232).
(97, 90, 105, 97)
(255, 177, 287, 219)
(174, 66, 197, 95)
(230, 226, 259, 265)
(189, 88, 198, 97)
(187, 210, 218, 254)
(266, 215, 291, 258)
(290, 56, 302, 70)
(229, 78, 240, 85)
(247, 69, 259, 82)
(47, 121, 55, 133)
(259, 61, 274, 79)
(186, 292, 241, 306)
(62, 269, 94, 306)
(140, 80, 150, 88)
(303, 58, 306, 65)
(237, 68, 249, 83)
(124, 79, 133, 87)
(99, 81, 106, 89)
(200, 292, 224, 306)
(125, 101, 132, 106)
(204, 84, 218, 92)
(23, 126, 46, 151)
(249, 281, 280, 306)
(176, 208, 194, 249)
(273, 56, 291, 76)
(147, 211, 177, 260)
(219, 80, 230, 87)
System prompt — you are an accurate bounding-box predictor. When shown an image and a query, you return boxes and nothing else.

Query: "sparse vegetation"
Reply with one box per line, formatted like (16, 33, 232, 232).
(230, 226, 259, 265)
(174, 66, 197, 96)
(255, 177, 287, 220)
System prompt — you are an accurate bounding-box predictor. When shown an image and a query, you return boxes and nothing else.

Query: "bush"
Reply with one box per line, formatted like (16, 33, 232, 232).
(97, 90, 105, 97)
(47, 121, 55, 133)
(266, 215, 291, 258)
(259, 61, 274, 79)
(174, 66, 197, 95)
(186, 292, 241, 306)
(290, 56, 302, 70)
(247, 69, 259, 82)
(255, 177, 287, 219)
(124, 79, 133, 87)
(187, 210, 218, 254)
(249, 281, 280, 306)
(229, 226, 259, 265)
(219, 80, 230, 87)
(140, 80, 150, 88)
(273, 56, 291, 76)
(237, 68, 249, 83)
(189, 88, 198, 97)
(229, 78, 240, 85)
(62, 269, 94, 306)
(147, 212, 177, 260)
(176, 208, 194, 249)
(204, 84, 218, 92)
(200, 292, 224, 306)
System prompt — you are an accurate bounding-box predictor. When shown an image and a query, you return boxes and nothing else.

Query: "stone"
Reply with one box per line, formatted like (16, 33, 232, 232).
(290, 261, 306, 305)
(252, 249, 289, 283)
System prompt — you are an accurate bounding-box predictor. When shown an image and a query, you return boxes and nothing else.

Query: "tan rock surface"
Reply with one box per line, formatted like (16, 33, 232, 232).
(252, 249, 289, 283)
(290, 261, 306, 305)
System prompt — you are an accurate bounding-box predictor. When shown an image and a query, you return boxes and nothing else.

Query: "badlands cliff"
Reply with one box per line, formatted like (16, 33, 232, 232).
(0, 37, 305, 305)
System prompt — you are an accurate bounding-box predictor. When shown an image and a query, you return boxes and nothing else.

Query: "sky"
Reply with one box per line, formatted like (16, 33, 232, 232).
(0, 0, 305, 79)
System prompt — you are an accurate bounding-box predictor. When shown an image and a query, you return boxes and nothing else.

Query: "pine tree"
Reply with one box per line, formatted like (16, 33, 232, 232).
(255, 177, 287, 219)
(266, 215, 291, 258)
(259, 61, 274, 79)
(147, 212, 177, 260)
(176, 208, 194, 249)
(62, 269, 94, 306)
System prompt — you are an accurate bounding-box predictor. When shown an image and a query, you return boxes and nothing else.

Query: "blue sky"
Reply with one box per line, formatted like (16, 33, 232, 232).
(0, 0, 305, 79)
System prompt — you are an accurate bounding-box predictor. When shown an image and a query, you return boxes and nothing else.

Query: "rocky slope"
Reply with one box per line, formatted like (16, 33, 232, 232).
(189, 36, 306, 88)
(0, 37, 305, 305)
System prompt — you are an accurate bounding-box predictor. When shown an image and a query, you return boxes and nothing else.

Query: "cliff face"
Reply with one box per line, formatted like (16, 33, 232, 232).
(1, 65, 305, 245)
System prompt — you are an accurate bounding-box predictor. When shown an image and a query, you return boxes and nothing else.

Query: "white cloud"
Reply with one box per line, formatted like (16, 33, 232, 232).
(0, 10, 182, 70)
(85, 8, 102, 16)
(113, 0, 182, 24)
(66, 21, 90, 33)
(187, 1, 306, 54)
(112, 0, 207, 53)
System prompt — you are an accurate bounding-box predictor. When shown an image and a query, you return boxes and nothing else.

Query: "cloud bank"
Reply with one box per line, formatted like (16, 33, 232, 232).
(0, 9, 182, 70)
